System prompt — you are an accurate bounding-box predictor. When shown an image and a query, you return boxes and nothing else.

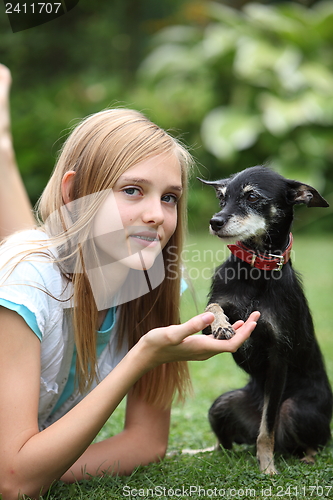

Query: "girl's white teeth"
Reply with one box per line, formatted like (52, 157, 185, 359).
(133, 235, 158, 241)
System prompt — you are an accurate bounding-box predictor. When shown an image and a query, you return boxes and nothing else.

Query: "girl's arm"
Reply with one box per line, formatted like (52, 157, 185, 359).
(61, 388, 171, 482)
(0, 306, 259, 500)
(0, 64, 35, 239)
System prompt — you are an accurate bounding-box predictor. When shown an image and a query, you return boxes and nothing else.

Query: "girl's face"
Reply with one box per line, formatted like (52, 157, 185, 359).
(92, 152, 182, 271)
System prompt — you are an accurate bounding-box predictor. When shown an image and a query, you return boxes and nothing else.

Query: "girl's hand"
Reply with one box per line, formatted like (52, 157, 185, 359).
(140, 311, 260, 368)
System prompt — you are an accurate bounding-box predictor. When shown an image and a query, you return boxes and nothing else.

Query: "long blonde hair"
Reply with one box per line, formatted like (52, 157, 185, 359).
(37, 109, 193, 407)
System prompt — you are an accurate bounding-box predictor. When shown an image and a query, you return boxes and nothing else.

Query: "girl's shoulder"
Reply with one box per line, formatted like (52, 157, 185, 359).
(0, 228, 73, 339)
(0, 228, 47, 257)
(0, 227, 50, 253)
(0, 228, 60, 269)
(0, 228, 72, 304)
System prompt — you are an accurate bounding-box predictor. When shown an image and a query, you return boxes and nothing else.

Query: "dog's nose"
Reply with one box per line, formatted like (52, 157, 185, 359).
(210, 216, 226, 232)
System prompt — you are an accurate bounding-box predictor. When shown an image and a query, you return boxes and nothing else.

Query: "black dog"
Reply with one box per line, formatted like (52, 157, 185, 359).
(200, 166, 332, 474)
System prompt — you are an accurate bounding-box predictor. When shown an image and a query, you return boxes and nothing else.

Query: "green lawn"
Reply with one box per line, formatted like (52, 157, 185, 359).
(43, 233, 333, 499)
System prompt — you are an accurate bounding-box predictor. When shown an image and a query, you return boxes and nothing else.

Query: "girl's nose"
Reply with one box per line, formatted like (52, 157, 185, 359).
(141, 198, 164, 226)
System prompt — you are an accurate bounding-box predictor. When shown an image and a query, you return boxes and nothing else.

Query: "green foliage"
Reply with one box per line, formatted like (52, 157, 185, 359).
(1, 0, 333, 232)
(0, 0, 191, 206)
(134, 1, 333, 231)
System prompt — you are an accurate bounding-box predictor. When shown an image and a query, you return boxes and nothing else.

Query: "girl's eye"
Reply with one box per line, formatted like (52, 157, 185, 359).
(162, 194, 179, 205)
(123, 187, 141, 196)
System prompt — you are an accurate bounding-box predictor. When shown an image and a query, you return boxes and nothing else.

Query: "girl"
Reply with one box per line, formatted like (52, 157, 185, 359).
(0, 74, 259, 500)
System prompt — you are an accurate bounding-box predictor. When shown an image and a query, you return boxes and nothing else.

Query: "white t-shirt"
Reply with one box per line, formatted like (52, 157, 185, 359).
(0, 229, 127, 429)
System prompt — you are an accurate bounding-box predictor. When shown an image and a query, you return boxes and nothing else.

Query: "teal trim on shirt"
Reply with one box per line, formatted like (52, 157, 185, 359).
(0, 298, 42, 340)
(52, 307, 116, 413)
(180, 278, 188, 294)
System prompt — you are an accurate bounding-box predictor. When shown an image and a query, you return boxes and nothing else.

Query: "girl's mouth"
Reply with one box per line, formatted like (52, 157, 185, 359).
(129, 232, 161, 248)
(132, 235, 158, 242)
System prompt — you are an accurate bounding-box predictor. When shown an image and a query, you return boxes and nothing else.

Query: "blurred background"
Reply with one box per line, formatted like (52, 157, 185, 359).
(1, 0, 333, 234)
(1, 0, 333, 464)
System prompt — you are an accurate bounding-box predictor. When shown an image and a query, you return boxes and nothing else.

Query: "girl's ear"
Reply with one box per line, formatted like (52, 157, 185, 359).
(61, 171, 76, 204)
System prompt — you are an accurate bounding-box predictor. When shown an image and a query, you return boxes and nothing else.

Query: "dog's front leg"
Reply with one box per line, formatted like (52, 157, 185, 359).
(256, 363, 287, 475)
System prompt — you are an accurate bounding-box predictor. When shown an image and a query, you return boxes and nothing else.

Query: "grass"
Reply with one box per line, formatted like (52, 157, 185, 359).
(39, 233, 333, 499)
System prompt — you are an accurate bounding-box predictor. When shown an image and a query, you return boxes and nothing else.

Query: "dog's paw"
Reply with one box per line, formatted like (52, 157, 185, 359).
(260, 462, 279, 475)
(205, 303, 236, 340)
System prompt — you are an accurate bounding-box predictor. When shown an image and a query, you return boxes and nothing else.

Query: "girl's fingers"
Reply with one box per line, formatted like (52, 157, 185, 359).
(240, 311, 260, 325)
(194, 310, 260, 353)
(145, 311, 260, 364)
(222, 311, 260, 352)
(167, 310, 260, 346)
(232, 320, 244, 330)
(232, 311, 260, 329)
(167, 312, 215, 344)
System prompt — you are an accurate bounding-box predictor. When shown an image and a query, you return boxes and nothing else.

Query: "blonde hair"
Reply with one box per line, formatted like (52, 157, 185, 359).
(36, 108, 193, 407)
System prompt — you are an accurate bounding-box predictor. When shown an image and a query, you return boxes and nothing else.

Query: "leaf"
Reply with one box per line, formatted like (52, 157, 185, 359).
(138, 44, 202, 81)
(234, 37, 301, 90)
(152, 25, 201, 45)
(245, 3, 304, 37)
(201, 107, 262, 160)
(202, 24, 237, 61)
(300, 62, 333, 95)
(208, 2, 244, 27)
(259, 92, 333, 135)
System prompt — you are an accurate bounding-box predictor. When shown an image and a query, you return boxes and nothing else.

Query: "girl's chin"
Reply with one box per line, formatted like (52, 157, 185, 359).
(119, 248, 160, 271)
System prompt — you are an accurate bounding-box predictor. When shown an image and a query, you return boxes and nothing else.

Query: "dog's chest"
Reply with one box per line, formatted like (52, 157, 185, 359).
(212, 263, 289, 369)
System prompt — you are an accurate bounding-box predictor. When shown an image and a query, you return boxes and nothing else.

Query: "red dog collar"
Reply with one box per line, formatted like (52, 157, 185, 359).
(227, 233, 293, 272)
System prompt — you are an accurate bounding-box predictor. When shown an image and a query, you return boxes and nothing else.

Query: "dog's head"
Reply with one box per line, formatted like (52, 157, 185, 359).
(199, 166, 329, 243)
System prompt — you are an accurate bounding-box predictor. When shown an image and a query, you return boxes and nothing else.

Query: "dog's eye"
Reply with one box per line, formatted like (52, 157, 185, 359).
(247, 193, 260, 203)
(218, 196, 226, 207)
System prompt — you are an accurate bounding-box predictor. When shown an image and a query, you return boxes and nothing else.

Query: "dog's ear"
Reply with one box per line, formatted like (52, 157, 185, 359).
(197, 177, 227, 189)
(287, 180, 329, 208)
